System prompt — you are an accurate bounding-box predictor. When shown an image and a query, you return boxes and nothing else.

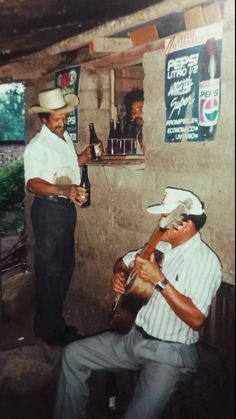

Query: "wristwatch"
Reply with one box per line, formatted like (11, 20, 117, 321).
(155, 277, 169, 292)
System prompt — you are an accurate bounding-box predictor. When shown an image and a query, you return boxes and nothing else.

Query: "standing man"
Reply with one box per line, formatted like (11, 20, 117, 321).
(53, 187, 222, 419)
(24, 87, 91, 346)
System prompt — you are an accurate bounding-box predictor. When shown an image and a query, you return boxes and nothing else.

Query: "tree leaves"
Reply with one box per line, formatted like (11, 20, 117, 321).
(0, 82, 25, 141)
(0, 160, 24, 233)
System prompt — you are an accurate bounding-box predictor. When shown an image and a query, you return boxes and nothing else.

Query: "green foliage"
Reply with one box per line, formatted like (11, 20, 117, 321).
(0, 159, 25, 233)
(0, 82, 25, 141)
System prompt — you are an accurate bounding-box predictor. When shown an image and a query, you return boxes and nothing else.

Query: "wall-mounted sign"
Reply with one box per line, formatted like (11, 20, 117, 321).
(164, 22, 222, 142)
(55, 65, 81, 143)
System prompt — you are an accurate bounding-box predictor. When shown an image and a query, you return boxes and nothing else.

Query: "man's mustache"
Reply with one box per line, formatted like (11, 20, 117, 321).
(55, 125, 66, 130)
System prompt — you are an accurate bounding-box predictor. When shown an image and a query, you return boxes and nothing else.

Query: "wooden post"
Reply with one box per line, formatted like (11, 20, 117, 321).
(110, 69, 117, 121)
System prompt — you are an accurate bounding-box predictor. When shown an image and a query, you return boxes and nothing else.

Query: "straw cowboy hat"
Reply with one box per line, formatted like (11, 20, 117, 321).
(28, 87, 79, 114)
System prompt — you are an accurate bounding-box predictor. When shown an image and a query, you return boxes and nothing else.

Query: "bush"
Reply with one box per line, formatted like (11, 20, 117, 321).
(0, 159, 25, 234)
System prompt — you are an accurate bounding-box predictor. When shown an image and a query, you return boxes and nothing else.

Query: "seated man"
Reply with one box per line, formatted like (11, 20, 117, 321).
(53, 187, 222, 419)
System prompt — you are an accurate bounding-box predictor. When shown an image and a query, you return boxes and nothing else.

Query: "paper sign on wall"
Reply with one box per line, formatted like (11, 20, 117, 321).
(164, 22, 222, 142)
(55, 65, 81, 143)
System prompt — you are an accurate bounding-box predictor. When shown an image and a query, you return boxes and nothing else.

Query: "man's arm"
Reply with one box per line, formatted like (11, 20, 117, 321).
(77, 146, 91, 166)
(111, 257, 129, 295)
(27, 178, 71, 196)
(159, 282, 205, 331)
(134, 255, 206, 331)
(27, 178, 87, 206)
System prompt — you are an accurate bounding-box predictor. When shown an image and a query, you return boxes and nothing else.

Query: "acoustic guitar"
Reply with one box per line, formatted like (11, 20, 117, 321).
(109, 199, 192, 334)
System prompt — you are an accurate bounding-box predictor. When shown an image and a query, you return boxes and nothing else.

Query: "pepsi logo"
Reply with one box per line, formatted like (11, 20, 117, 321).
(202, 98, 219, 123)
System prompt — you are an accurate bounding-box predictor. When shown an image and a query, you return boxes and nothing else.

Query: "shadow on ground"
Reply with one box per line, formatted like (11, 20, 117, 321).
(0, 307, 234, 419)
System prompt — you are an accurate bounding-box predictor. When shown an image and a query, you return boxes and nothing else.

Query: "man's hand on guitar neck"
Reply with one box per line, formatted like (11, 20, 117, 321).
(134, 253, 164, 286)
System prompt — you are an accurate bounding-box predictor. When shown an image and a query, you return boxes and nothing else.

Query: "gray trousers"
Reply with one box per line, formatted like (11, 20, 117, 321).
(53, 326, 199, 419)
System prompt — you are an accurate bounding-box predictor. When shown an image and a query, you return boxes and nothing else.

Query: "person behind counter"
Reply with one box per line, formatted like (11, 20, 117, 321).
(24, 87, 91, 346)
(53, 186, 222, 419)
(124, 87, 145, 154)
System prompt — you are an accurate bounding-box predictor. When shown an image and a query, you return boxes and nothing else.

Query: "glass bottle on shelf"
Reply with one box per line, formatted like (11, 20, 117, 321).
(107, 119, 116, 155)
(126, 119, 137, 155)
(115, 119, 122, 154)
(106, 372, 118, 417)
(89, 123, 103, 160)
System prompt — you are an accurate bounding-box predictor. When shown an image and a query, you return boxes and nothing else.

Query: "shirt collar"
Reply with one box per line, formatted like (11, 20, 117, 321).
(41, 124, 70, 144)
(159, 232, 201, 259)
(175, 233, 201, 259)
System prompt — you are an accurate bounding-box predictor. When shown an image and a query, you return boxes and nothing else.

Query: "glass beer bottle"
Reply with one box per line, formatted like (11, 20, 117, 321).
(89, 123, 103, 160)
(107, 119, 116, 155)
(106, 372, 118, 417)
(79, 165, 91, 207)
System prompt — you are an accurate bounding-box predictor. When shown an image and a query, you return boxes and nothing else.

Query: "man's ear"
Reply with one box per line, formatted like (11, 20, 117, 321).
(183, 219, 194, 231)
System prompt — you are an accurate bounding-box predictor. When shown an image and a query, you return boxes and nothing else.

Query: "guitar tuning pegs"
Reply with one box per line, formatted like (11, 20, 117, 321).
(184, 198, 193, 212)
(166, 215, 184, 230)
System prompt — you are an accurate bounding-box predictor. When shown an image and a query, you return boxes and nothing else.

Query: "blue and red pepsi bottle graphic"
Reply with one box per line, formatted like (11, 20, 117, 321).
(198, 38, 221, 141)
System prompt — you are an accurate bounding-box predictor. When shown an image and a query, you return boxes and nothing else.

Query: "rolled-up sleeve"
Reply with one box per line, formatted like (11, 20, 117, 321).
(24, 142, 51, 184)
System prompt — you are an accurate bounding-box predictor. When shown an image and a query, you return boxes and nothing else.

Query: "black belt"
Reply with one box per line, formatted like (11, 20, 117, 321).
(135, 326, 176, 344)
(35, 195, 71, 204)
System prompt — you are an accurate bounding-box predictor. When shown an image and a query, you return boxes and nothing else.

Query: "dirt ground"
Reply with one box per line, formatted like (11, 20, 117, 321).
(0, 308, 234, 419)
(0, 233, 130, 419)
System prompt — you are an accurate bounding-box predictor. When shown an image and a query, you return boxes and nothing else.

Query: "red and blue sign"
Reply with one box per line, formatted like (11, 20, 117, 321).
(55, 65, 81, 143)
(165, 23, 222, 142)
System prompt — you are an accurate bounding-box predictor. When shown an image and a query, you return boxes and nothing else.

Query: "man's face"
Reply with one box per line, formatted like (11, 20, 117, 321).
(131, 100, 144, 125)
(159, 213, 192, 246)
(44, 112, 68, 139)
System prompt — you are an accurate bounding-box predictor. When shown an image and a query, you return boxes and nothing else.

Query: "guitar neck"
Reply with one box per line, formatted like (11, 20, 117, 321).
(139, 227, 164, 260)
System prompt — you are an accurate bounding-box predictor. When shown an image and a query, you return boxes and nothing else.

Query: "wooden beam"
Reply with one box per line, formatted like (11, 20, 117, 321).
(184, 1, 222, 29)
(83, 38, 165, 70)
(0, 55, 69, 82)
(203, 2, 222, 24)
(40, 0, 216, 57)
(0, 0, 234, 81)
(184, 6, 206, 29)
(90, 37, 132, 53)
(129, 24, 159, 47)
(0, 50, 106, 82)
(0, 0, 215, 65)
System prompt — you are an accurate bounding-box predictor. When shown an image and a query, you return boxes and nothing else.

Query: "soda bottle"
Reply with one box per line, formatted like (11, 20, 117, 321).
(106, 373, 118, 417)
(79, 165, 91, 207)
(198, 37, 221, 141)
(89, 123, 103, 160)
(126, 119, 137, 155)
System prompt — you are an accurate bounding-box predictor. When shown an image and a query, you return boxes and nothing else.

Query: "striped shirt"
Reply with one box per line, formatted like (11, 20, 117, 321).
(122, 233, 222, 344)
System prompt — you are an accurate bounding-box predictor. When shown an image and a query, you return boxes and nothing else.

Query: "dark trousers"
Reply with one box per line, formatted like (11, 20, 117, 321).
(31, 196, 76, 340)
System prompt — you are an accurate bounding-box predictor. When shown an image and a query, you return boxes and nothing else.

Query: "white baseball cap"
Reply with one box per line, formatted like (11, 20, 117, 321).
(147, 187, 205, 215)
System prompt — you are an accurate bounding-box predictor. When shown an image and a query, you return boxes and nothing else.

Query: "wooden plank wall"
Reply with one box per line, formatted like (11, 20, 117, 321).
(200, 282, 235, 376)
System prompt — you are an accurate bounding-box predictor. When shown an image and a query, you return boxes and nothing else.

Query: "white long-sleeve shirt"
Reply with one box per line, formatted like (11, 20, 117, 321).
(24, 124, 81, 186)
(123, 233, 222, 344)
